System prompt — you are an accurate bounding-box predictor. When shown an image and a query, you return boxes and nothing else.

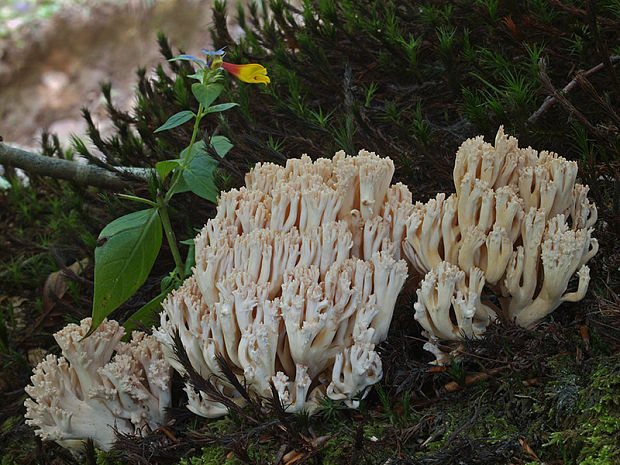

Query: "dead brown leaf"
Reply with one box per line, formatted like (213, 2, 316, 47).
(519, 437, 541, 462)
(579, 324, 590, 348)
(42, 258, 89, 313)
(444, 366, 507, 392)
(282, 449, 305, 465)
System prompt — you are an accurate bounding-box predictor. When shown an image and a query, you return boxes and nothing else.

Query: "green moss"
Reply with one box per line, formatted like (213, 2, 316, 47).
(543, 356, 620, 465)
(205, 416, 236, 435)
(362, 423, 387, 440)
(320, 437, 349, 465)
(96, 449, 123, 465)
(1, 456, 17, 465)
(246, 441, 278, 464)
(0, 416, 20, 433)
(544, 355, 582, 429)
(476, 413, 518, 439)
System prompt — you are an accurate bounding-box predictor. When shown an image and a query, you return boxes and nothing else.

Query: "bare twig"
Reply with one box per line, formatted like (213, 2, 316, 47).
(527, 55, 620, 125)
(547, 0, 620, 27)
(574, 74, 620, 127)
(0, 143, 152, 190)
(536, 61, 620, 154)
(586, 0, 620, 94)
(537, 59, 609, 141)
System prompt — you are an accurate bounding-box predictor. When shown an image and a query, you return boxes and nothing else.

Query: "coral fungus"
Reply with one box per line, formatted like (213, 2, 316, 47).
(154, 151, 409, 415)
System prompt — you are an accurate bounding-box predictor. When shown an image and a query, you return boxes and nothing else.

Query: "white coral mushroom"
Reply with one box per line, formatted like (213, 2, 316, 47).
(24, 318, 172, 452)
(404, 127, 598, 362)
(155, 150, 408, 415)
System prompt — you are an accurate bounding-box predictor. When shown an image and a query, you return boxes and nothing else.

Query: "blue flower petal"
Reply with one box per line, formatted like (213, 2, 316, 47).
(201, 46, 227, 56)
(168, 55, 207, 67)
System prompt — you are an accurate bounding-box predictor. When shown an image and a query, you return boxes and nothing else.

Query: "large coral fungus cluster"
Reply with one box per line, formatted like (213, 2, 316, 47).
(23, 128, 598, 453)
(154, 151, 409, 416)
(24, 318, 172, 452)
(403, 127, 598, 361)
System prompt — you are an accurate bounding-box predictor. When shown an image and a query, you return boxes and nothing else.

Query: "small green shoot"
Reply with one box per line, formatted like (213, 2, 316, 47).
(364, 82, 379, 107)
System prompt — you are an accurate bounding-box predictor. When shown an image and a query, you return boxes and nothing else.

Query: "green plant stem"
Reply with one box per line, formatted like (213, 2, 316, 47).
(156, 193, 185, 277)
(156, 72, 216, 276)
(165, 102, 205, 203)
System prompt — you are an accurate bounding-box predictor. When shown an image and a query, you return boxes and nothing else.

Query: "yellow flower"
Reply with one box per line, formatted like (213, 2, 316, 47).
(221, 62, 270, 85)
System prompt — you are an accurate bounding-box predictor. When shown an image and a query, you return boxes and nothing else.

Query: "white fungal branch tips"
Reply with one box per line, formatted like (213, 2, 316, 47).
(156, 150, 408, 415)
(404, 127, 598, 363)
(24, 318, 172, 452)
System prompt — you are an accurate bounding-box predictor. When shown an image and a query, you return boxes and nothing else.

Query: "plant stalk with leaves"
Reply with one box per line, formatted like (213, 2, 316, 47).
(89, 48, 269, 334)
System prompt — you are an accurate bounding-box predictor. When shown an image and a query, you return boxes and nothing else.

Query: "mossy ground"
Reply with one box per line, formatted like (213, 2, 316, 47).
(88, 338, 617, 464)
(1, 0, 619, 463)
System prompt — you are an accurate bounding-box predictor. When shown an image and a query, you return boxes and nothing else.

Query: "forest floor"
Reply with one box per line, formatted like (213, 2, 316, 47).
(0, 1, 619, 464)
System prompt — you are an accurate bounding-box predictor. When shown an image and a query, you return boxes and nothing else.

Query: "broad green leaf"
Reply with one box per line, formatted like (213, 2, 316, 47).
(210, 135, 233, 158)
(154, 110, 195, 133)
(170, 175, 190, 195)
(192, 83, 223, 108)
(182, 145, 219, 202)
(188, 69, 206, 82)
(123, 284, 173, 334)
(179, 140, 206, 162)
(156, 159, 181, 180)
(168, 143, 203, 196)
(91, 208, 162, 333)
(205, 102, 238, 114)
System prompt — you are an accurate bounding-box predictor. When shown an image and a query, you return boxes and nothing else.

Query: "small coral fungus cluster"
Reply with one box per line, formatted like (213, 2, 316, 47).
(154, 150, 409, 415)
(404, 127, 598, 361)
(24, 319, 171, 451)
(24, 128, 598, 451)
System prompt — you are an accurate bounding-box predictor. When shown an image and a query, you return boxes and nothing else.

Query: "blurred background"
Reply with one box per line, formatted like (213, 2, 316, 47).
(0, 0, 243, 149)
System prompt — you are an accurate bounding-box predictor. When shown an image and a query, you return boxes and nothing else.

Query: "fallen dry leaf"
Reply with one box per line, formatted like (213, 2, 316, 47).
(427, 366, 447, 373)
(579, 324, 590, 348)
(444, 366, 507, 392)
(519, 437, 541, 461)
(521, 377, 545, 387)
(42, 258, 89, 313)
(282, 449, 305, 465)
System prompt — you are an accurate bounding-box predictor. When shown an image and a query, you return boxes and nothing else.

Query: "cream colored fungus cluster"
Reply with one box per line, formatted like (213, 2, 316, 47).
(24, 318, 172, 451)
(153, 150, 409, 416)
(23, 129, 598, 450)
(403, 127, 598, 362)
